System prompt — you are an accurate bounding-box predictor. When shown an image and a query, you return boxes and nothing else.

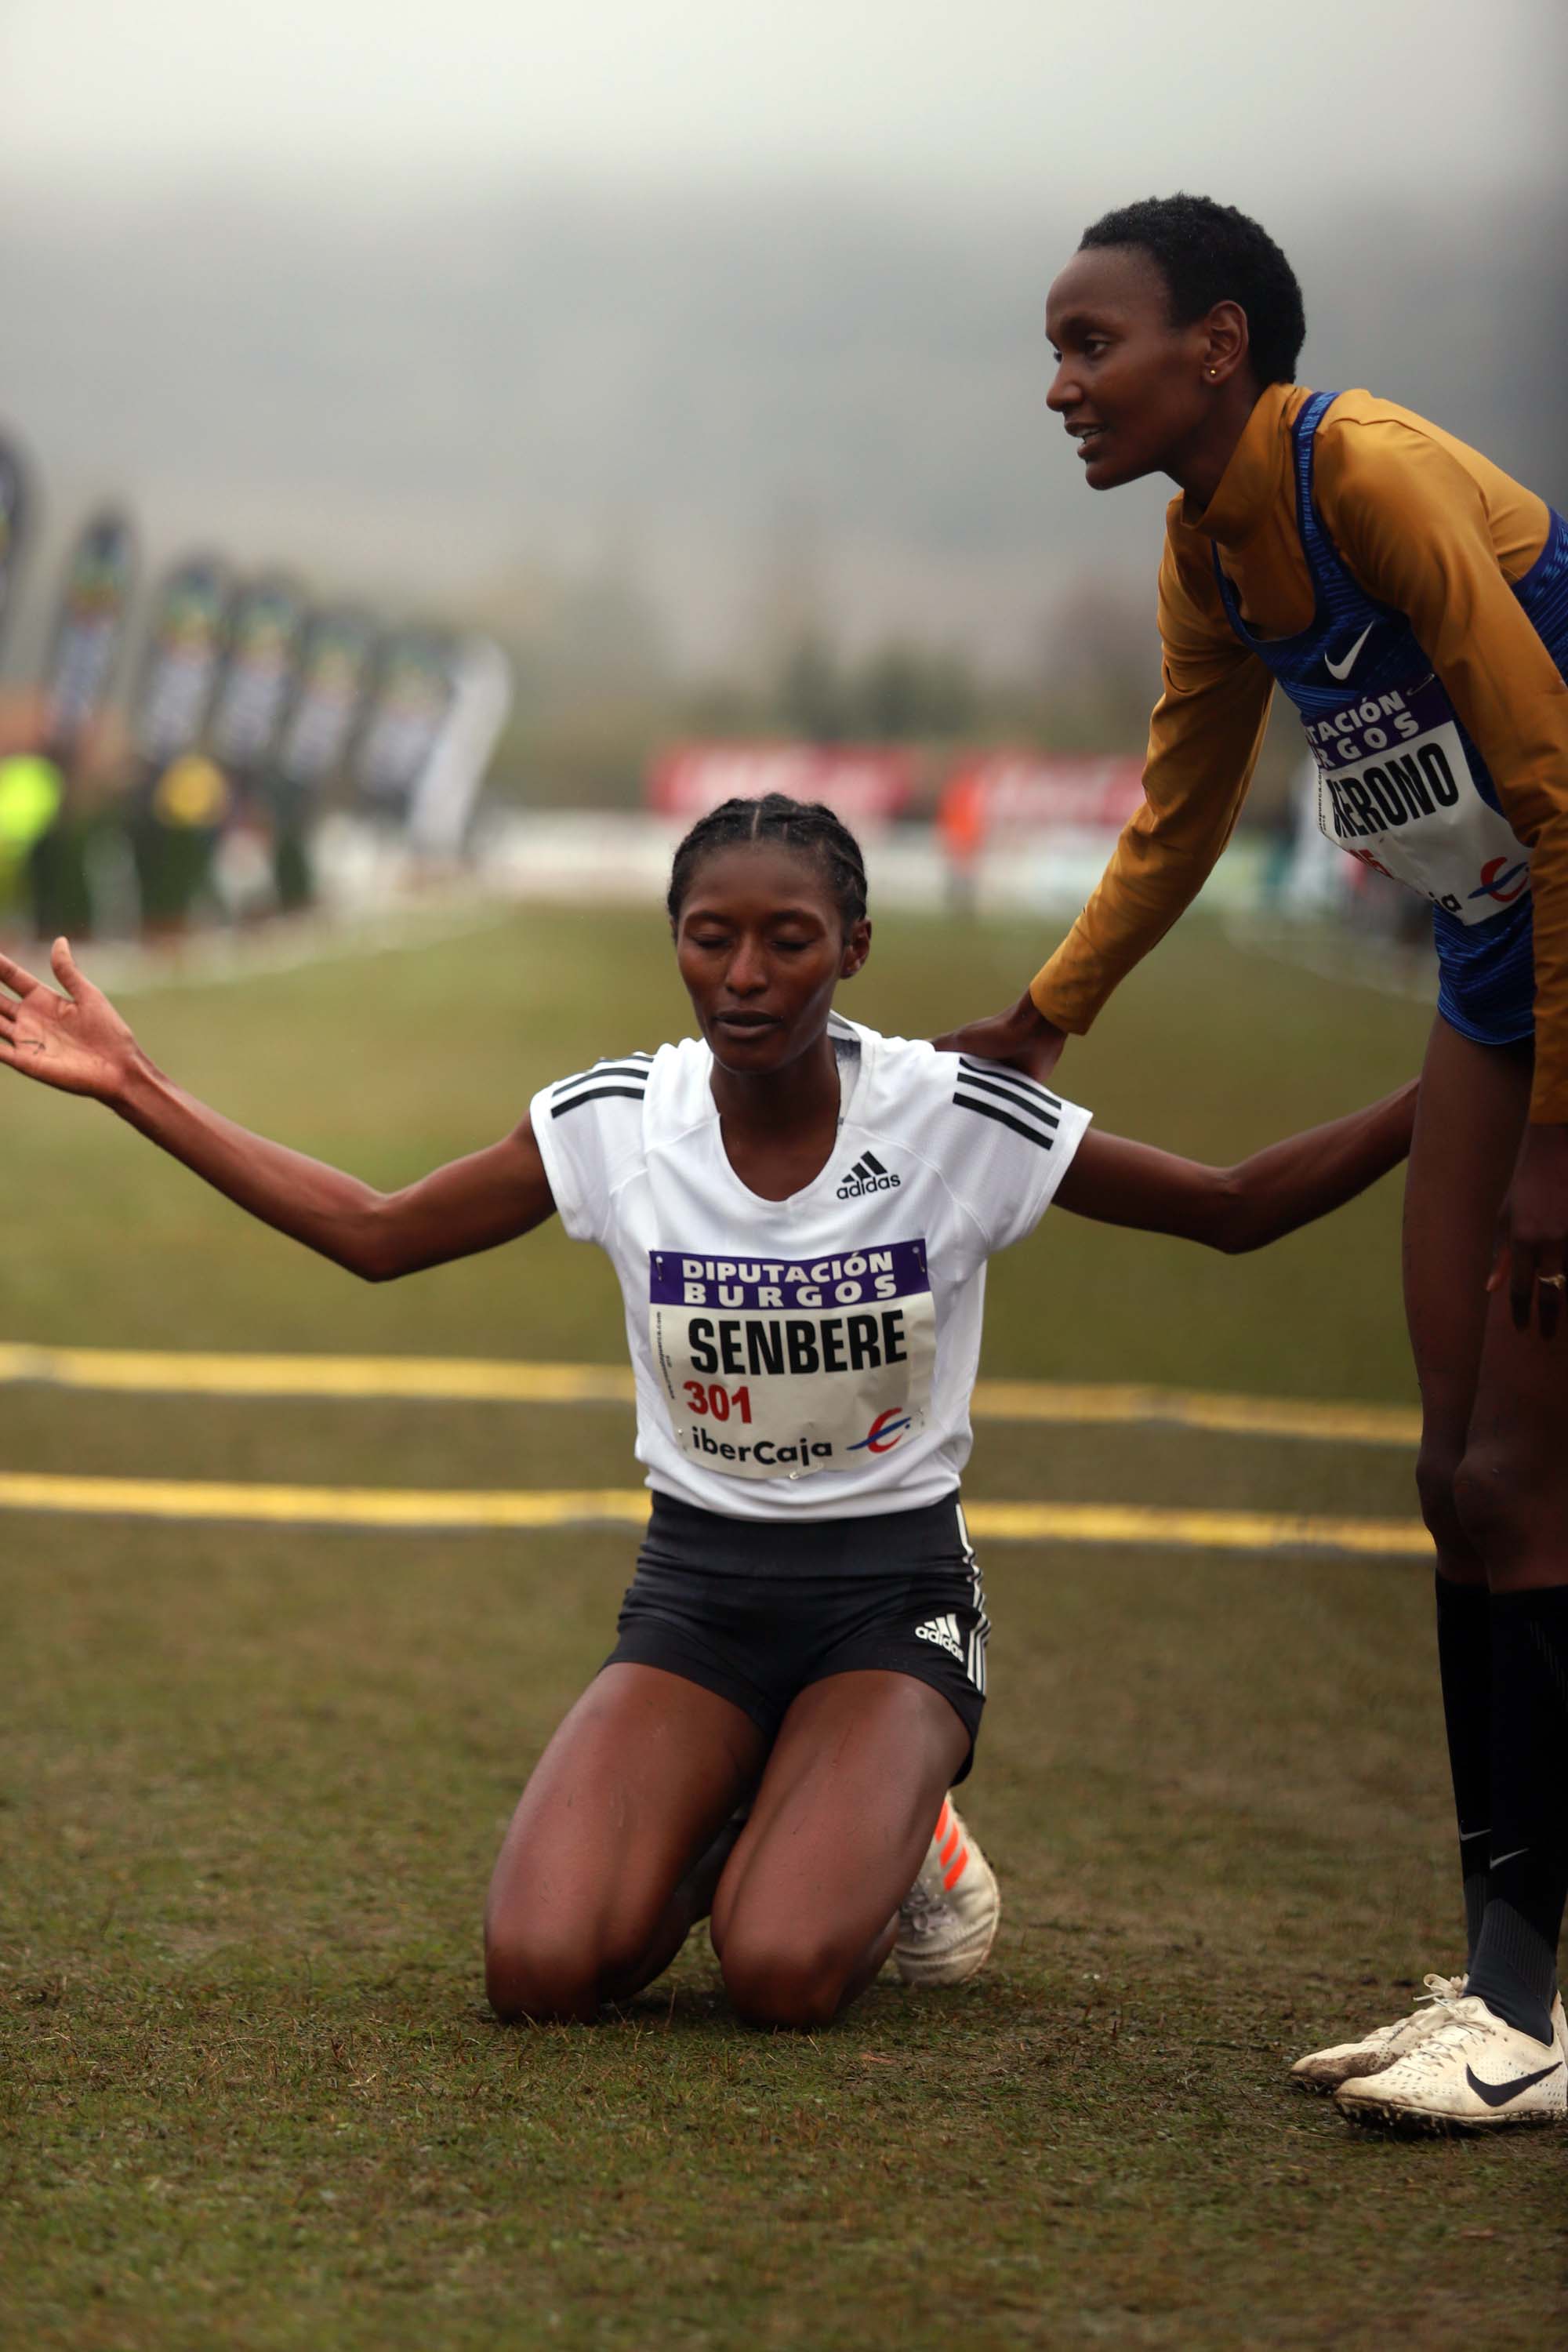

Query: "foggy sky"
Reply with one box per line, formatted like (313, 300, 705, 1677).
(5, 0, 1559, 201)
(0, 2, 1562, 682)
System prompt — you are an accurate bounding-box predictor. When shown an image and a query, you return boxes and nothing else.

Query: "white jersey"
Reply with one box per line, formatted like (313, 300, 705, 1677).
(528, 1014, 1091, 1523)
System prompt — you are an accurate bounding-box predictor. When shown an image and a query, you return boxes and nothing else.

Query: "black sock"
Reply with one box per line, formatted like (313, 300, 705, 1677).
(1434, 1572, 1492, 1966)
(1465, 1584, 1568, 2045)
(1467, 1902, 1558, 2044)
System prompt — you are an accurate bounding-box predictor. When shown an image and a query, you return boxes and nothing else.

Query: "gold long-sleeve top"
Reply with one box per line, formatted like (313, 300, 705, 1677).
(1029, 383, 1568, 1120)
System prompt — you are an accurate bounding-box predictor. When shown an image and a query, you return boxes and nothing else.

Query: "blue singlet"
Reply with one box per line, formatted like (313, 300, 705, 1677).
(1211, 390, 1568, 1047)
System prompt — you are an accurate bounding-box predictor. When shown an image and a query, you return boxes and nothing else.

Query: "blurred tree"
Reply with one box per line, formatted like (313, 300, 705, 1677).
(680, 677, 770, 737)
(777, 634, 848, 743)
(1044, 576, 1158, 742)
(469, 549, 670, 714)
(771, 634, 982, 745)
(854, 642, 978, 741)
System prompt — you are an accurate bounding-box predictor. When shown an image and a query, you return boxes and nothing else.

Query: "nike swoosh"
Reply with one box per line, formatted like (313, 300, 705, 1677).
(1465, 2059, 1563, 2108)
(1325, 624, 1375, 681)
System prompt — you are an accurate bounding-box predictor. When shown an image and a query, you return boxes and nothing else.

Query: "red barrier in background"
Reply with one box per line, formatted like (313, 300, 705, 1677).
(650, 742, 915, 826)
(938, 753, 1145, 840)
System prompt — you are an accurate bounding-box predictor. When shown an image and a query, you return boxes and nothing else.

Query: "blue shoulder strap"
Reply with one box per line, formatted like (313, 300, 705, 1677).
(1291, 390, 1340, 579)
(1210, 390, 1344, 632)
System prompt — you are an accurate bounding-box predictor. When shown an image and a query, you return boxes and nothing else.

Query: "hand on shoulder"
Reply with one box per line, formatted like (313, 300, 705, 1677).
(931, 989, 1066, 1083)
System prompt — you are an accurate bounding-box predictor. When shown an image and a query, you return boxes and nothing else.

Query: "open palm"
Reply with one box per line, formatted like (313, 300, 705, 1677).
(0, 940, 139, 1101)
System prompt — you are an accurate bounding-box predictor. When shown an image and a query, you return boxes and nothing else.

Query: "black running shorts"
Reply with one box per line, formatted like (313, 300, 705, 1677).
(604, 1490, 989, 1779)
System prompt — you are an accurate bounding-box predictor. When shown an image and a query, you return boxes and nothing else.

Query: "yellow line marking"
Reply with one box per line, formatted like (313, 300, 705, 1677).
(0, 1343, 1421, 1447)
(971, 1379, 1419, 1447)
(0, 1471, 1431, 1556)
(965, 1503, 1430, 1558)
(0, 1343, 634, 1406)
(0, 1473, 651, 1530)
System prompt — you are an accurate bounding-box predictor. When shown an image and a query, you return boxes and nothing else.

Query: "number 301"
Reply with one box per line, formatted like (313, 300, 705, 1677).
(683, 1381, 753, 1424)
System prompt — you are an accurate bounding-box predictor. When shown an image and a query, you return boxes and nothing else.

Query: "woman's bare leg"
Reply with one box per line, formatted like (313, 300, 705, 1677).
(1449, 1092, 1568, 2041)
(709, 1670, 970, 2030)
(485, 1663, 768, 2024)
(1403, 1018, 1531, 1581)
(1402, 1018, 1532, 1962)
(1459, 1230, 1568, 1590)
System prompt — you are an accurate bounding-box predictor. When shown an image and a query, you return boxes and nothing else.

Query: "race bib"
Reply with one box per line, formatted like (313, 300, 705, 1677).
(1305, 674, 1530, 925)
(648, 1242, 936, 1481)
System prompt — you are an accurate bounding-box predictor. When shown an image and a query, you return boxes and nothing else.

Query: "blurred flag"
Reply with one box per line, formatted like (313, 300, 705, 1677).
(41, 509, 136, 757)
(351, 630, 453, 819)
(405, 635, 513, 858)
(208, 575, 308, 779)
(276, 606, 377, 794)
(132, 557, 232, 771)
(0, 436, 31, 657)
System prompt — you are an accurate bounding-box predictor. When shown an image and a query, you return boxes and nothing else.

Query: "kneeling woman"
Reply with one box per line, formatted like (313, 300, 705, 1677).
(0, 793, 1414, 2029)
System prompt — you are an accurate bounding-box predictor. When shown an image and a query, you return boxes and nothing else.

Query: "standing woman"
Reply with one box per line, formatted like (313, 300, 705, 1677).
(946, 194, 1568, 2132)
(0, 794, 1414, 2034)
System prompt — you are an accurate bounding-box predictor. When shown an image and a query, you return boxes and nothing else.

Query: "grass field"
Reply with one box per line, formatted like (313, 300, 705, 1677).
(5, 906, 1566, 2351)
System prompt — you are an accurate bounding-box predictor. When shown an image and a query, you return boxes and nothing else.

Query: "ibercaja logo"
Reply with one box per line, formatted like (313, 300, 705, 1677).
(848, 1407, 913, 1455)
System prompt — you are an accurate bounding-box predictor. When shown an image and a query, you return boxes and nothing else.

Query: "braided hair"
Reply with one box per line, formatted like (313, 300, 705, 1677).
(666, 793, 869, 934)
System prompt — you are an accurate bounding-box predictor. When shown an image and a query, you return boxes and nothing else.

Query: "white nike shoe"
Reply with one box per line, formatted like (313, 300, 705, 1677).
(893, 1797, 1000, 1987)
(1335, 1992, 1568, 2134)
(1289, 1971, 1468, 2093)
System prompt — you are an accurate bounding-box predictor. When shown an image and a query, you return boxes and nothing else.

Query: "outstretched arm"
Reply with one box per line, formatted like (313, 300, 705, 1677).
(1053, 1081, 1417, 1252)
(0, 940, 556, 1280)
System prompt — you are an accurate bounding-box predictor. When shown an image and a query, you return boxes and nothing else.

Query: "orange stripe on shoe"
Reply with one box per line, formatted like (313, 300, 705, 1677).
(935, 1799, 950, 1841)
(940, 1825, 960, 1865)
(943, 1847, 970, 1891)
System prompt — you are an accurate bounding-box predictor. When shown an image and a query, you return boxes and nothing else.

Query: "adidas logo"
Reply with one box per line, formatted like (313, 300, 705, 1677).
(914, 1612, 964, 1661)
(837, 1149, 901, 1200)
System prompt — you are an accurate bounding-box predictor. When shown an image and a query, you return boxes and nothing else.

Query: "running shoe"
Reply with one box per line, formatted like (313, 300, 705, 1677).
(1288, 1971, 1468, 2092)
(893, 1797, 1000, 1987)
(1334, 1991, 1567, 2134)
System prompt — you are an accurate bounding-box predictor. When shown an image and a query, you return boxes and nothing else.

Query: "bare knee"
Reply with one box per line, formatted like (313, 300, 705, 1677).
(1452, 1439, 1531, 1573)
(1416, 1442, 1471, 1563)
(720, 1929, 857, 2031)
(484, 1905, 662, 2023)
(485, 1924, 601, 2024)
(484, 1872, 681, 2023)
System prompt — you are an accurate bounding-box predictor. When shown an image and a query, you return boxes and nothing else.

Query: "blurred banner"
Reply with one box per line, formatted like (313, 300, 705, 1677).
(933, 750, 1151, 919)
(938, 753, 1145, 836)
(41, 508, 136, 757)
(406, 635, 513, 858)
(208, 575, 308, 779)
(132, 557, 232, 771)
(276, 606, 377, 794)
(649, 743, 915, 826)
(0, 437, 31, 658)
(353, 630, 454, 820)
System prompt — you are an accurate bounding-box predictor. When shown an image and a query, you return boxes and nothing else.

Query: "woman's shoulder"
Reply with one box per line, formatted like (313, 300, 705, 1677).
(541, 1046, 657, 1098)
(545, 1034, 701, 1088)
(850, 1021, 1079, 1140)
(1315, 390, 1529, 498)
(1314, 391, 1548, 568)
(1317, 387, 1454, 445)
(534, 1039, 706, 1203)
